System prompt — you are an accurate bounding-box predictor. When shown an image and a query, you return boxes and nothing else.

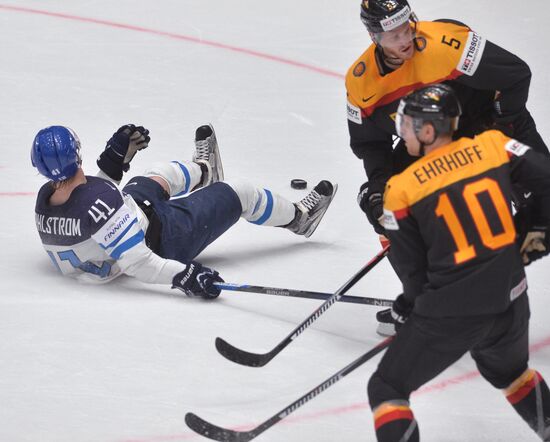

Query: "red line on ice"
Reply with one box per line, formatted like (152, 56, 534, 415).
(0, 192, 35, 196)
(3, 5, 549, 441)
(0, 4, 342, 197)
(118, 334, 550, 442)
(0, 5, 344, 80)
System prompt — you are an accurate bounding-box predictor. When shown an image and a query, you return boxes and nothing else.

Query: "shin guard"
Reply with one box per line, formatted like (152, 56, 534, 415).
(373, 400, 419, 442)
(505, 369, 550, 441)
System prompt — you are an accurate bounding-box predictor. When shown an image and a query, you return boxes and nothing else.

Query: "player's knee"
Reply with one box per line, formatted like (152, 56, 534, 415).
(476, 359, 528, 390)
(143, 162, 182, 194)
(223, 179, 256, 215)
(368, 371, 402, 409)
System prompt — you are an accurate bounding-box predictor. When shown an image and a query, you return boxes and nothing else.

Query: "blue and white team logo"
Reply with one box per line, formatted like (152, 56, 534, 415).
(93, 204, 134, 248)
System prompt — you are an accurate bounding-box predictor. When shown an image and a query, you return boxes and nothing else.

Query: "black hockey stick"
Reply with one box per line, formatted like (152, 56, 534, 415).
(214, 282, 393, 307)
(215, 245, 390, 367)
(185, 336, 393, 441)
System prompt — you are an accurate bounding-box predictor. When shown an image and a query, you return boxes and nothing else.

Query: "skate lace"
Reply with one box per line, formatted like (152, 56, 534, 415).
(300, 190, 321, 212)
(195, 140, 210, 161)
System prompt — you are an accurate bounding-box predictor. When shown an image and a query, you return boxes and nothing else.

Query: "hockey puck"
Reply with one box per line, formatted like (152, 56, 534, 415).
(291, 179, 307, 189)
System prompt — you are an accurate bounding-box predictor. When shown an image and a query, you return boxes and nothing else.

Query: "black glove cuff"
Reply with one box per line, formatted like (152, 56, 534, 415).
(393, 294, 414, 315)
(359, 180, 386, 197)
(358, 181, 386, 235)
(97, 152, 125, 181)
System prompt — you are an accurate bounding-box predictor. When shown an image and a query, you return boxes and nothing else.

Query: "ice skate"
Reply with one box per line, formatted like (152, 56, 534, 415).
(193, 124, 224, 188)
(375, 308, 397, 337)
(286, 180, 338, 238)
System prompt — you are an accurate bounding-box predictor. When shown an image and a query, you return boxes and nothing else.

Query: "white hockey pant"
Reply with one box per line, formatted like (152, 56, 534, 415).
(143, 161, 202, 197)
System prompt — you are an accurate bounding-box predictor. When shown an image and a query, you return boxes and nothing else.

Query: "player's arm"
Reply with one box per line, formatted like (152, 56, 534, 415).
(508, 141, 550, 219)
(506, 139, 550, 263)
(89, 187, 221, 297)
(347, 101, 394, 182)
(452, 33, 532, 133)
(96, 124, 151, 184)
(347, 94, 394, 233)
(382, 186, 428, 304)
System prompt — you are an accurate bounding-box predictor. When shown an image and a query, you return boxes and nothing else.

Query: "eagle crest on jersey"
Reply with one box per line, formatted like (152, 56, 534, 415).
(346, 21, 486, 123)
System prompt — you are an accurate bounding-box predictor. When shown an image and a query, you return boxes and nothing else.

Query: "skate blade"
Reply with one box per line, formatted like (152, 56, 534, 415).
(304, 183, 338, 238)
(209, 126, 224, 182)
(376, 322, 396, 337)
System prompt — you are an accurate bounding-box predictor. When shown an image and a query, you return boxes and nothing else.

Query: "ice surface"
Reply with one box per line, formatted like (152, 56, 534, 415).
(1, 1, 549, 441)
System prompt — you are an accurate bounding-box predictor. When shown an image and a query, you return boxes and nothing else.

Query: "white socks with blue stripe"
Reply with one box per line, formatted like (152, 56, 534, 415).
(142, 167, 295, 226)
(144, 161, 202, 197)
(226, 179, 295, 226)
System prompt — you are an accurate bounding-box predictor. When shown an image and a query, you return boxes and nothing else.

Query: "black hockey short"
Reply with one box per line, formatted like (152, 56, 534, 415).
(368, 294, 530, 409)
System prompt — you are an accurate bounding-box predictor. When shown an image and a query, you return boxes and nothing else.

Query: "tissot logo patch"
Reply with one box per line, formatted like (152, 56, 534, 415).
(380, 5, 411, 31)
(347, 101, 362, 124)
(457, 31, 486, 76)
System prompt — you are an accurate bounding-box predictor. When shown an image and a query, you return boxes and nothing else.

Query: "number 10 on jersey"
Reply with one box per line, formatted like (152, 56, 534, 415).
(435, 177, 516, 264)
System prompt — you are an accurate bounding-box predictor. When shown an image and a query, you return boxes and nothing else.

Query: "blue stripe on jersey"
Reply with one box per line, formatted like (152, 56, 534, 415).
(110, 230, 145, 260)
(172, 161, 191, 196)
(47, 251, 62, 273)
(100, 217, 139, 250)
(250, 189, 274, 225)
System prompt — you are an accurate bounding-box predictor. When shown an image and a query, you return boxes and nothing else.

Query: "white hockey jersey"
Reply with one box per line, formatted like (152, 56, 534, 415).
(34, 175, 186, 284)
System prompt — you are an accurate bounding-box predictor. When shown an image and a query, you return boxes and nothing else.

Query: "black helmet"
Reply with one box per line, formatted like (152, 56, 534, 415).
(397, 84, 462, 138)
(360, 0, 414, 34)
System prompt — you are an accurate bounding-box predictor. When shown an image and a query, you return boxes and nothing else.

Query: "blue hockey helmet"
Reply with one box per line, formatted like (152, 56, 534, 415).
(31, 126, 82, 181)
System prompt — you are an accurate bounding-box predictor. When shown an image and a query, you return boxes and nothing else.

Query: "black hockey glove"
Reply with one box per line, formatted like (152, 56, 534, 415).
(519, 225, 550, 265)
(97, 124, 150, 181)
(376, 294, 413, 333)
(172, 261, 223, 299)
(514, 203, 550, 265)
(358, 181, 386, 235)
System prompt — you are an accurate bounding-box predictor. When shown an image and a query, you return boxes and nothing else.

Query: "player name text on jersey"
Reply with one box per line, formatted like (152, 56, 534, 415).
(412, 144, 483, 185)
(35, 214, 82, 237)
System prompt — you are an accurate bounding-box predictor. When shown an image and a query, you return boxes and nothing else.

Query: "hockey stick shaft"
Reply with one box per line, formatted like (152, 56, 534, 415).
(215, 245, 390, 367)
(214, 282, 393, 307)
(185, 336, 394, 441)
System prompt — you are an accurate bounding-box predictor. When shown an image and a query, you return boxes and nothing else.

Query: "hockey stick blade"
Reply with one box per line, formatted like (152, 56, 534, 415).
(185, 413, 255, 442)
(187, 337, 393, 441)
(215, 337, 279, 368)
(215, 246, 390, 367)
